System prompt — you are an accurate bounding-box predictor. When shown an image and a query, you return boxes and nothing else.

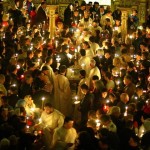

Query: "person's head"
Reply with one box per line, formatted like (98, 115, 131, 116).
(41, 1, 47, 9)
(109, 106, 120, 117)
(25, 37, 30, 45)
(94, 2, 99, 8)
(0, 74, 5, 84)
(84, 10, 90, 18)
(9, 65, 17, 74)
(136, 86, 143, 96)
(100, 89, 108, 100)
(127, 62, 134, 71)
(127, 103, 136, 114)
(89, 36, 95, 43)
(25, 74, 33, 84)
(141, 51, 149, 60)
(132, 9, 138, 16)
(90, 59, 96, 68)
(79, 70, 86, 78)
(100, 6, 104, 12)
(113, 57, 123, 67)
(80, 84, 89, 95)
(104, 50, 111, 59)
(140, 42, 147, 51)
(120, 93, 129, 104)
(104, 71, 112, 81)
(105, 18, 111, 25)
(80, 3, 86, 10)
(82, 41, 90, 49)
(86, 119, 97, 131)
(80, 49, 86, 56)
(88, 110, 96, 120)
(45, 56, 53, 65)
(59, 65, 67, 74)
(27, 50, 34, 59)
(34, 50, 42, 58)
(123, 75, 132, 86)
(24, 95, 33, 106)
(115, 19, 121, 26)
(44, 103, 54, 114)
(92, 21, 98, 27)
(73, 9, 79, 16)
(92, 75, 99, 84)
(108, 93, 116, 103)
(42, 66, 49, 75)
(61, 44, 69, 53)
(100, 114, 111, 126)
(1, 96, 8, 105)
(64, 116, 74, 129)
(0, 138, 10, 150)
(106, 10, 112, 17)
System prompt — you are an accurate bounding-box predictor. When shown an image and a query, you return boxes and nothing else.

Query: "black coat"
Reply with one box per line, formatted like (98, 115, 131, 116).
(79, 92, 94, 126)
(36, 6, 47, 25)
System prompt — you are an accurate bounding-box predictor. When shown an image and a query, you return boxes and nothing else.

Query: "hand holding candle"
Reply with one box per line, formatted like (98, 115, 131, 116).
(74, 95, 80, 104)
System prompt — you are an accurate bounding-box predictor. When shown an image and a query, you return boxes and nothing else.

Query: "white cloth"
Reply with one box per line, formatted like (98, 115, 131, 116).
(54, 74, 72, 116)
(40, 109, 64, 150)
(106, 80, 115, 91)
(43, 64, 55, 84)
(78, 56, 91, 76)
(89, 66, 101, 80)
(86, 48, 94, 59)
(79, 18, 93, 28)
(41, 109, 64, 130)
(100, 14, 114, 27)
(52, 126, 77, 150)
(90, 42, 100, 55)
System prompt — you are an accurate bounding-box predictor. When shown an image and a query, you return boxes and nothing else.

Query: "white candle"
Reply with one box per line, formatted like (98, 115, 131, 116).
(41, 97, 45, 110)
(124, 106, 128, 116)
(74, 96, 80, 104)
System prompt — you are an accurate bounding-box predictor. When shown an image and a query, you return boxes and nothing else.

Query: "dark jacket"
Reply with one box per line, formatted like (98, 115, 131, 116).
(36, 6, 47, 25)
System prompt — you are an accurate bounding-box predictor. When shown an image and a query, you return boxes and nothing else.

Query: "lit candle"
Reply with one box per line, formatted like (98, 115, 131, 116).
(79, 14, 81, 20)
(124, 106, 128, 116)
(38, 118, 42, 124)
(70, 5, 73, 11)
(74, 49, 77, 59)
(30, 107, 35, 112)
(74, 96, 80, 104)
(81, 63, 85, 69)
(75, 20, 77, 25)
(55, 40, 58, 48)
(95, 119, 101, 128)
(16, 64, 20, 69)
(77, 45, 80, 52)
(41, 97, 45, 110)
(114, 27, 118, 31)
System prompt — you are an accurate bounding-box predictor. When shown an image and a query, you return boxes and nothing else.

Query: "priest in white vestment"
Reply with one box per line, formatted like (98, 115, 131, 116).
(88, 59, 101, 89)
(78, 49, 91, 77)
(39, 103, 64, 150)
(54, 65, 72, 116)
(51, 117, 77, 150)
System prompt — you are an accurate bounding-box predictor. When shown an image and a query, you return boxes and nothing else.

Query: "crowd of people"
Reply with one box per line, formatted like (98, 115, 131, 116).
(0, 0, 150, 149)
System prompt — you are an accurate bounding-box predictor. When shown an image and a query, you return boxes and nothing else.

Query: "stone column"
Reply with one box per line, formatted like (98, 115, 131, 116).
(138, 0, 147, 24)
(47, 5, 58, 38)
